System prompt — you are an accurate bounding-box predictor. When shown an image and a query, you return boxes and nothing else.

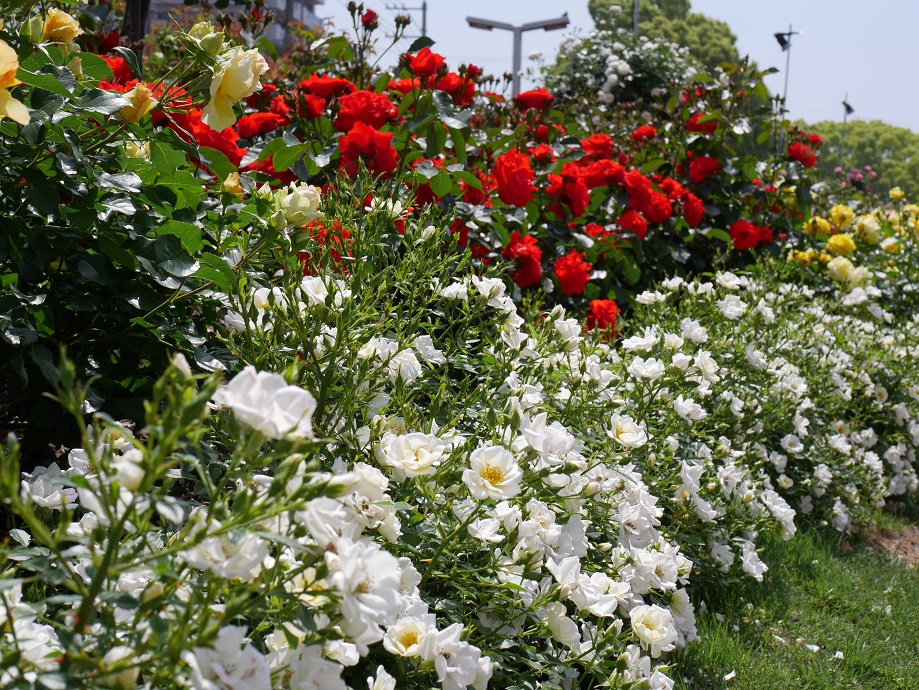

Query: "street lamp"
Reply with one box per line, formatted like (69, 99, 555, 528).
(774, 24, 801, 151)
(841, 95, 855, 169)
(466, 13, 569, 96)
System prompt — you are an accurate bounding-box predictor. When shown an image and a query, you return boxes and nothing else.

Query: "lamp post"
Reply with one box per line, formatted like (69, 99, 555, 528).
(841, 96, 855, 170)
(467, 13, 569, 96)
(774, 24, 801, 151)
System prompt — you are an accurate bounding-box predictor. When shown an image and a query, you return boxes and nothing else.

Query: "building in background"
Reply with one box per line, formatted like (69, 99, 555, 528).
(146, 0, 324, 48)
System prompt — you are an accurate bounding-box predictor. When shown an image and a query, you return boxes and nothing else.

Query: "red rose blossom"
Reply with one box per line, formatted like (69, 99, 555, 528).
(631, 124, 657, 144)
(788, 142, 817, 168)
(688, 156, 721, 184)
(339, 122, 399, 177)
(299, 75, 356, 99)
(729, 219, 761, 250)
(237, 112, 287, 139)
(554, 250, 592, 295)
(586, 299, 619, 336)
(502, 231, 543, 287)
(334, 90, 397, 132)
(686, 112, 717, 134)
(494, 150, 536, 208)
(618, 209, 649, 240)
(680, 192, 705, 228)
(514, 88, 555, 111)
(406, 47, 445, 78)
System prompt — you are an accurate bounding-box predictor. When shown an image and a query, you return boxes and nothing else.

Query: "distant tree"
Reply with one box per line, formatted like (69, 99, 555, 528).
(802, 119, 919, 199)
(588, 0, 741, 73)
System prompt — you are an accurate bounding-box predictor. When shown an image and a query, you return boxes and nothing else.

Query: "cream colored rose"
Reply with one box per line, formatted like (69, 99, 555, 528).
(276, 182, 323, 226)
(202, 47, 269, 131)
(223, 172, 244, 195)
(42, 9, 83, 43)
(119, 83, 158, 123)
(0, 40, 28, 125)
(826, 256, 855, 282)
(629, 604, 677, 658)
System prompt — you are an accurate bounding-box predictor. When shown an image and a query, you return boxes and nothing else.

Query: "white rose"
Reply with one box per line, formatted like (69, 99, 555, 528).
(380, 433, 447, 478)
(462, 445, 523, 500)
(629, 604, 677, 658)
(277, 183, 323, 227)
(212, 366, 316, 439)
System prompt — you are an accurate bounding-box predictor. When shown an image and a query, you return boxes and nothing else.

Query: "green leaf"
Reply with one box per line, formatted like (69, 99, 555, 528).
(407, 36, 436, 53)
(147, 140, 186, 176)
(432, 91, 468, 130)
(198, 146, 237, 179)
(17, 68, 72, 98)
(75, 52, 114, 81)
(30, 345, 58, 384)
(257, 137, 287, 162)
(453, 170, 481, 190)
(112, 46, 140, 79)
(157, 220, 204, 254)
(97, 172, 143, 193)
(195, 253, 238, 291)
(449, 127, 467, 164)
(425, 121, 447, 157)
(273, 144, 307, 172)
(81, 88, 130, 115)
(430, 170, 452, 197)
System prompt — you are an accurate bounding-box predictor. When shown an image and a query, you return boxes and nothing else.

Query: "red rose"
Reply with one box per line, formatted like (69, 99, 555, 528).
(680, 192, 705, 228)
(618, 209, 649, 239)
(631, 124, 657, 144)
(658, 177, 685, 199)
(270, 95, 291, 117)
(101, 55, 132, 85)
(529, 144, 556, 164)
(502, 231, 543, 287)
(729, 219, 761, 250)
(297, 93, 326, 120)
(339, 122, 399, 177)
(406, 47, 445, 78)
(689, 156, 721, 184)
(514, 88, 555, 111)
(547, 174, 589, 218)
(334, 90, 397, 132)
(466, 64, 482, 79)
(580, 133, 613, 160)
(788, 142, 817, 168)
(432, 73, 475, 106)
(246, 84, 277, 109)
(237, 112, 287, 139)
(299, 75, 356, 99)
(462, 170, 494, 206)
(686, 112, 717, 134)
(554, 250, 592, 295)
(361, 9, 378, 27)
(388, 77, 422, 95)
(169, 109, 246, 167)
(494, 150, 536, 208)
(809, 133, 824, 147)
(758, 225, 774, 245)
(586, 299, 619, 336)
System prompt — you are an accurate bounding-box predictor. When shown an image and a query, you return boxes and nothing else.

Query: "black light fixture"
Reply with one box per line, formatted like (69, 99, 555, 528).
(843, 100, 855, 116)
(774, 32, 790, 50)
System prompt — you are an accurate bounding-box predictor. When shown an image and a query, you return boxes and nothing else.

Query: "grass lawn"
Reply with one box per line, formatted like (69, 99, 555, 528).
(674, 508, 919, 689)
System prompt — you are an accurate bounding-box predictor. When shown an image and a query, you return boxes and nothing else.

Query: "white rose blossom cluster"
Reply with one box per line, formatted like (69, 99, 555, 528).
(6, 204, 918, 690)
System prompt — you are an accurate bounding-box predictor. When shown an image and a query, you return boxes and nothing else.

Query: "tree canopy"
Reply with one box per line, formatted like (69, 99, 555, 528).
(588, 0, 741, 73)
(802, 119, 919, 199)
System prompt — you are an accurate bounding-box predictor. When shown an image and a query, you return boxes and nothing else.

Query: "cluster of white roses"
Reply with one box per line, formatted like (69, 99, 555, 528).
(9, 207, 919, 690)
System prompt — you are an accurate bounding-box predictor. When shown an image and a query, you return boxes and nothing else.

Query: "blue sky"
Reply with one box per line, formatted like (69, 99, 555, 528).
(316, 0, 918, 131)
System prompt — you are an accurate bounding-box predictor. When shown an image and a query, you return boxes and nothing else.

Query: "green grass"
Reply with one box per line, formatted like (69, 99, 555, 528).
(674, 513, 919, 690)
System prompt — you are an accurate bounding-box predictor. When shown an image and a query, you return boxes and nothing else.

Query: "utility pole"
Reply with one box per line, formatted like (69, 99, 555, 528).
(387, 2, 427, 37)
(841, 95, 855, 170)
(633, 0, 639, 38)
(467, 13, 569, 96)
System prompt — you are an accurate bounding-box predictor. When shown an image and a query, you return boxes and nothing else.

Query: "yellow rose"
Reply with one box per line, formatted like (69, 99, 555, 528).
(223, 172, 244, 195)
(201, 47, 269, 131)
(803, 216, 831, 236)
(826, 256, 855, 282)
(890, 186, 905, 201)
(826, 233, 856, 255)
(0, 40, 28, 125)
(119, 83, 158, 123)
(42, 9, 83, 43)
(829, 203, 855, 230)
(881, 237, 901, 254)
(854, 215, 881, 244)
(124, 141, 151, 159)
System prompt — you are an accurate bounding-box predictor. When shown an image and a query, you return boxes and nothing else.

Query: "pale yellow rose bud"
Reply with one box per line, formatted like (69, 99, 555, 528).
(42, 9, 83, 43)
(189, 20, 216, 40)
(22, 14, 44, 43)
(223, 172, 244, 195)
(826, 256, 855, 282)
(124, 141, 151, 159)
(67, 56, 83, 79)
(119, 83, 159, 123)
(890, 186, 905, 201)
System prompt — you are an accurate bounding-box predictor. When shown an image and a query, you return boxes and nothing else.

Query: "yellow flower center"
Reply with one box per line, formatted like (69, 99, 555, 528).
(481, 465, 505, 485)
